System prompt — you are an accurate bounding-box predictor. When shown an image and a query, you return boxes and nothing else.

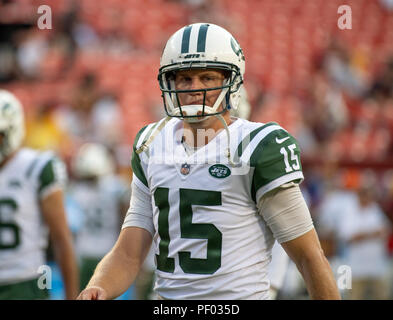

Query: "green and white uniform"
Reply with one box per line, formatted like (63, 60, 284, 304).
(69, 175, 128, 289)
(70, 176, 127, 259)
(124, 117, 305, 299)
(0, 148, 66, 285)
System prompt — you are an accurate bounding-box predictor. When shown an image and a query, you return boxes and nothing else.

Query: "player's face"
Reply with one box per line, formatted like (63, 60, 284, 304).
(174, 69, 225, 110)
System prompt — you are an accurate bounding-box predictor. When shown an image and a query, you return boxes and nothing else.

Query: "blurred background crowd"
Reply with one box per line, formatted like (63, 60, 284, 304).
(1, 0, 393, 299)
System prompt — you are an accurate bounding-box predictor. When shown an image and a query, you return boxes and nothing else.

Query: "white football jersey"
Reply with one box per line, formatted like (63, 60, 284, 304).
(129, 117, 304, 299)
(0, 148, 66, 284)
(69, 175, 128, 258)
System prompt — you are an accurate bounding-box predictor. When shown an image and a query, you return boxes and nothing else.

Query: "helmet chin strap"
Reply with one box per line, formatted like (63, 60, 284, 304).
(174, 105, 211, 123)
(214, 113, 236, 167)
(135, 116, 172, 154)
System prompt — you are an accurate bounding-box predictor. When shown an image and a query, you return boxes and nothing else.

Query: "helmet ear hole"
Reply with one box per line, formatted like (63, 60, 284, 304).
(166, 71, 176, 81)
(223, 70, 232, 80)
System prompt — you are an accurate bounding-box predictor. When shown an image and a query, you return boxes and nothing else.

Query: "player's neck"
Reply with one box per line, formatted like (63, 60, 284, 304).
(182, 111, 232, 148)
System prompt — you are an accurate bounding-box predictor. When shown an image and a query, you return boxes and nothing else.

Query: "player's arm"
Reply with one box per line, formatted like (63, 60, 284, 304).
(39, 157, 79, 299)
(78, 178, 154, 300)
(259, 183, 341, 300)
(41, 189, 80, 299)
(78, 126, 155, 300)
(78, 226, 152, 300)
(254, 128, 340, 299)
(281, 229, 340, 299)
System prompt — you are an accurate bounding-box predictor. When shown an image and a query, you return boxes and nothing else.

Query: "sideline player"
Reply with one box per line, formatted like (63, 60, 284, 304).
(0, 89, 79, 299)
(69, 143, 129, 290)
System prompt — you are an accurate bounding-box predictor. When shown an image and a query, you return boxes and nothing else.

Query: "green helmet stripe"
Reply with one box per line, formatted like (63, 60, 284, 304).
(197, 24, 210, 52)
(181, 25, 192, 54)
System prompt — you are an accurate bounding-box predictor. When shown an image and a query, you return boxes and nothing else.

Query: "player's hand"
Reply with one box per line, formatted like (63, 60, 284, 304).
(77, 286, 108, 300)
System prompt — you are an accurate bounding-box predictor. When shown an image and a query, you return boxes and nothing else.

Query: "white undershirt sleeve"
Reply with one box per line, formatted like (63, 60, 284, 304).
(122, 179, 155, 237)
(257, 182, 314, 244)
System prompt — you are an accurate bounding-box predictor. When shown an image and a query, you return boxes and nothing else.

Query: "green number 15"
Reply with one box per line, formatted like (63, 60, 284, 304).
(154, 188, 222, 275)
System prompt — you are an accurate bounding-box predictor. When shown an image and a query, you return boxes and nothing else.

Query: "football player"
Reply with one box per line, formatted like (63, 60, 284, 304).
(68, 143, 129, 290)
(78, 23, 340, 300)
(0, 89, 79, 299)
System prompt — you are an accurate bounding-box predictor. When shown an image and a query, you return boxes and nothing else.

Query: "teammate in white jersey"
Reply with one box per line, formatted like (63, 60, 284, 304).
(0, 89, 79, 299)
(68, 143, 129, 289)
(78, 23, 340, 300)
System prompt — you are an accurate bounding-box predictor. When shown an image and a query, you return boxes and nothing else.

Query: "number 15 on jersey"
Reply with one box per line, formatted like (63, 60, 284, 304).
(154, 188, 222, 275)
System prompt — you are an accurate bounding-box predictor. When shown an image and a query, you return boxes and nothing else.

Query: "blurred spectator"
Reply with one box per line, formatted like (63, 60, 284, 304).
(337, 184, 391, 299)
(303, 73, 349, 147)
(56, 73, 100, 143)
(0, 41, 16, 82)
(316, 168, 359, 291)
(369, 56, 393, 101)
(321, 38, 367, 98)
(15, 30, 48, 80)
(90, 92, 124, 146)
(71, 20, 100, 50)
(25, 101, 71, 153)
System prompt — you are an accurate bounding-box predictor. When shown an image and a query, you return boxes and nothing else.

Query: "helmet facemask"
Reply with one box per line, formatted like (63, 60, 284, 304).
(159, 62, 243, 123)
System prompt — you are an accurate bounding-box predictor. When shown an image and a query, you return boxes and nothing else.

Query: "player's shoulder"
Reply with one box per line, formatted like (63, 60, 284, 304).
(12, 147, 52, 176)
(21, 147, 65, 181)
(234, 120, 297, 162)
(16, 147, 40, 162)
(19, 147, 57, 161)
(239, 119, 288, 136)
(133, 117, 179, 152)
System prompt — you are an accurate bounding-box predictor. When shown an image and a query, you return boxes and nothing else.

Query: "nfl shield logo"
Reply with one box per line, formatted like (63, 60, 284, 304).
(180, 163, 190, 175)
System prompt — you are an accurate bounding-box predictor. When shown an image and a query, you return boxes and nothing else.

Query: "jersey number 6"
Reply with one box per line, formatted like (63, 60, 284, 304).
(0, 199, 20, 250)
(154, 188, 222, 275)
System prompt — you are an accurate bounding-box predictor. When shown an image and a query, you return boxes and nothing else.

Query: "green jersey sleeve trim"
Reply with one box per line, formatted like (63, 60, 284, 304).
(139, 121, 160, 148)
(38, 157, 67, 198)
(250, 128, 303, 202)
(234, 122, 278, 162)
(255, 171, 304, 203)
(132, 173, 150, 195)
(38, 161, 55, 194)
(131, 125, 150, 188)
